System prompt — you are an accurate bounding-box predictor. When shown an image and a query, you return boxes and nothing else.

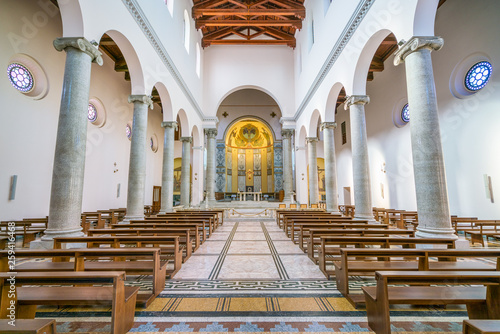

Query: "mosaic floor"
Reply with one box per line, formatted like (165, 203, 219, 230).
(30, 218, 484, 333)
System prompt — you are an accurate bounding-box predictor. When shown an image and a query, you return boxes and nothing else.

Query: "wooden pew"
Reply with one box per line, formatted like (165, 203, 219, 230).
(276, 210, 329, 228)
(81, 212, 105, 230)
(54, 235, 185, 274)
(154, 214, 217, 235)
(335, 248, 499, 306)
(0, 271, 138, 334)
(318, 236, 457, 278)
(0, 220, 47, 247)
(1, 248, 166, 307)
(362, 271, 500, 334)
(287, 220, 378, 244)
(88, 227, 201, 251)
(173, 209, 224, 226)
(282, 216, 356, 238)
(464, 220, 500, 246)
(0, 319, 56, 333)
(304, 228, 415, 263)
(115, 221, 208, 244)
(463, 320, 500, 334)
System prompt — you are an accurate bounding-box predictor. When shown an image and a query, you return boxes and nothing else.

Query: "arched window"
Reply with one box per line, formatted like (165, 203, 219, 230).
(196, 43, 201, 77)
(465, 61, 492, 91)
(183, 10, 190, 53)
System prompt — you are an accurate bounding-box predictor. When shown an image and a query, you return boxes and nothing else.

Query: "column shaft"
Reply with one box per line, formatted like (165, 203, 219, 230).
(205, 129, 217, 202)
(180, 137, 192, 207)
(282, 129, 294, 202)
(160, 122, 177, 213)
(307, 137, 319, 205)
(395, 36, 456, 238)
(322, 123, 340, 213)
(43, 38, 102, 242)
(346, 96, 374, 220)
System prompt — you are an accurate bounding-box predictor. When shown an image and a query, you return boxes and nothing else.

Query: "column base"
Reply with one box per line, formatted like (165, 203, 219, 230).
(122, 214, 144, 223)
(327, 209, 342, 216)
(158, 209, 173, 214)
(354, 214, 377, 223)
(415, 226, 458, 239)
(34, 227, 85, 249)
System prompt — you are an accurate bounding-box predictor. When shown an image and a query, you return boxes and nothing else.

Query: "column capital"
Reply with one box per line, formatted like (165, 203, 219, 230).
(344, 95, 370, 109)
(161, 121, 178, 129)
(180, 136, 192, 143)
(281, 129, 295, 139)
(320, 122, 337, 131)
(306, 137, 318, 144)
(394, 36, 444, 66)
(204, 128, 218, 138)
(128, 95, 154, 109)
(53, 37, 103, 65)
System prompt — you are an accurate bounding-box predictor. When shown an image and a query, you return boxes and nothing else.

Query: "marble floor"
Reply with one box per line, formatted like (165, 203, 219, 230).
(173, 219, 326, 281)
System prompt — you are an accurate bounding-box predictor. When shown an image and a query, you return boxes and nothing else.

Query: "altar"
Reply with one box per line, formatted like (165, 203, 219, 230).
(238, 191, 262, 201)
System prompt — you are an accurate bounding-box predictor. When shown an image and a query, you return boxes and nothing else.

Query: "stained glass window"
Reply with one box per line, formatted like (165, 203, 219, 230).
(7, 63, 34, 93)
(465, 61, 492, 91)
(401, 103, 410, 123)
(150, 138, 154, 149)
(88, 103, 97, 123)
(126, 124, 132, 139)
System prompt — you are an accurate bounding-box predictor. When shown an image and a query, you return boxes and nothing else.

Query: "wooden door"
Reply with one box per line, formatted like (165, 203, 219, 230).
(152, 186, 161, 213)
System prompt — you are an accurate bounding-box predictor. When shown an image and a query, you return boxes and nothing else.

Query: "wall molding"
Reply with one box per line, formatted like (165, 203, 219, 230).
(122, 0, 205, 120)
(294, 0, 375, 121)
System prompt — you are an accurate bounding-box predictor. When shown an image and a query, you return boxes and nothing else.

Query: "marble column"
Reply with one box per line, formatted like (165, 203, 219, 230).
(394, 36, 456, 239)
(321, 122, 340, 213)
(159, 121, 177, 213)
(180, 137, 192, 207)
(307, 137, 319, 205)
(282, 129, 295, 202)
(41, 38, 103, 244)
(345, 95, 374, 220)
(123, 95, 153, 222)
(205, 128, 217, 203)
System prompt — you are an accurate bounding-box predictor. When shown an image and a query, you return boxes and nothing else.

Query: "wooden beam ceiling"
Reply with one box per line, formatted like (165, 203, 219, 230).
(193, 0, 305, 47)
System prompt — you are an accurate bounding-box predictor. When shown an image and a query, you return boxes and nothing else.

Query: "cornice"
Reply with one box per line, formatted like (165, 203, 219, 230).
(122, 0, 204, 120)
(294, 0, 375, 120)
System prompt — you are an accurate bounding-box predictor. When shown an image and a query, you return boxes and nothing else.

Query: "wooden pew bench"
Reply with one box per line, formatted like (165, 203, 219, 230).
(114, 221, 207, 244)
(463, 320, 500, 334)
(282, 214, 349, 234)
(0, 220, 47, 247)
(153, 214, 216, 235)
(286, 219, 371, 243)
(334, 248, 499, 306)
(0, 248, 165, 307)
(54, 235, 184, 275)
(362, 271, 500, 334)
(0, 271, 138, 334)
(318, 236, 457, 278)
(0, 319, 56, 333)
(171, 209, 224, 227)
(276, 210, 328, 228)
(464, 221, 500, 246)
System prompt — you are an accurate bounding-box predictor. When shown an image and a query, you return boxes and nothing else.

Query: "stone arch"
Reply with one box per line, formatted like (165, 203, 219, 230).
(222, 115, 277, 143)
(352, 29, 396, 95)
(176, 108, 190, 137)
(324, 82, 346, 122)
(191, 124, 201, 147)
(99, 30, 146, 94)
(216, 85, 284, 116)
(58, 0, 84, 37)
(151, 82, 173, 122)
(308, 109, 322, 138)
(414, 0, 440, 36)
(298, 125, 308, 147)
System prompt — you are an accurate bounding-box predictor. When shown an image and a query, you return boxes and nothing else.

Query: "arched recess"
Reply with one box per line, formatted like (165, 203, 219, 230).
(309, 109, 322, 138)
(151, 82, 173, 122)
(176, 109, 190, 137)
(352, 29, 397, 95)
(414, 0, 440, 36)
(216, 85, 284, 117)
(99, 30, 146, 94)
(191, 124, 203, 206)
(324, 83, 346, 122)
(191, 125, 201, 147)
(295, 125, 309, 204)
(58, 0, 84, 37)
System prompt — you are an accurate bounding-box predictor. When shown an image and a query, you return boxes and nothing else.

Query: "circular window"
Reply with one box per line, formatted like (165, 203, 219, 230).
(88, 103, 98, 123)
(150, 134, 158, 153)
(465, 61, 492, 91)
(126, 124, 132, 140)
(401, 104, 410, 123)
(7, 63, 34, 93)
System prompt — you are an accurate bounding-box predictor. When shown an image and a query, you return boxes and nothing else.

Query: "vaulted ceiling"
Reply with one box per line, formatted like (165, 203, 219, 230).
(192, 0, 305, 48)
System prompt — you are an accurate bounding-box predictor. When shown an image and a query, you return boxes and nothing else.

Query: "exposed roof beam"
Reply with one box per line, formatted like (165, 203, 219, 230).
(193, 8, 305, 19)
(204, 39, 295, 47)
(192, 0, 228, 9)
(196, 19, 302, 29)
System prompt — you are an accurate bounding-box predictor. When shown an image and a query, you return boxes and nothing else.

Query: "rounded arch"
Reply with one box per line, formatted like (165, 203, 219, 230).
(309, 109, 322, 138)
(176, 108, 190, 137)
(414, 0, 439, 36)
(191, 125, 202, 147)
(352, 29, 395, 95)
(298, 125, 307, 149)
(324, 82, 346, 122)
(151, 82, 173, 122)
(222, 115, 277, 142)
(58, 0, 84, 37)
(216, 85, 284, 116)
(100, 30, 146, 94)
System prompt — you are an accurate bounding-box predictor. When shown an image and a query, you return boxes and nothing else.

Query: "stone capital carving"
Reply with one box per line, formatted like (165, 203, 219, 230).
(306, 137, 318, 144)
(281, 129, 295, 139)
(128, 95, 154, 110)
(180, 137, 192, 143)
(394, 36, 444, 66)
(161, 121, 178, 129)
(53, 37, 103, 66)
(320, 122, 337, 131)
(344, 95, 370, 109)
(204, 128, 218, 138)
